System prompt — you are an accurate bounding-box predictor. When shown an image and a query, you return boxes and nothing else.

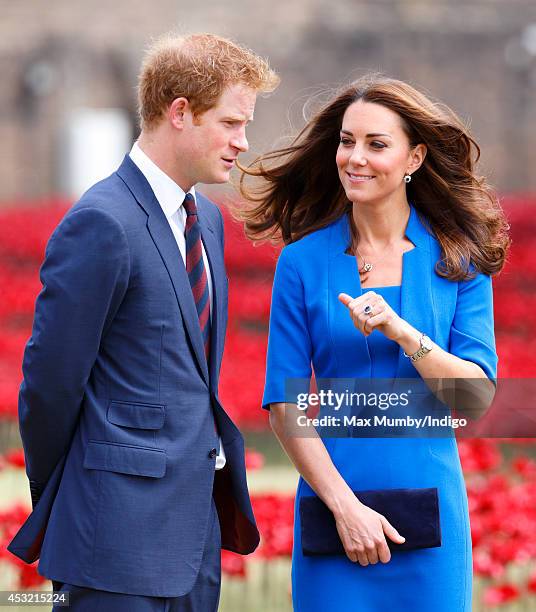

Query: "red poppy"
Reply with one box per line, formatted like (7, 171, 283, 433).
(483, 583, 520, 606)
(4, 448, 25, 468)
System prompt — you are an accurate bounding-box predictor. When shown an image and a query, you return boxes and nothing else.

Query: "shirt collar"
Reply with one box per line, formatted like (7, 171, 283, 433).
(129, 141, 196, 219)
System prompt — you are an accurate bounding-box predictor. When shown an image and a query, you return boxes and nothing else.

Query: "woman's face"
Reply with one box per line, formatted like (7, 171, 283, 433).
(336, 100, 425, 206)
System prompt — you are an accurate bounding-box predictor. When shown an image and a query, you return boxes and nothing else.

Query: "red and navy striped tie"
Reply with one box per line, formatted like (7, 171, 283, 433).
(183, 193, 211, 360)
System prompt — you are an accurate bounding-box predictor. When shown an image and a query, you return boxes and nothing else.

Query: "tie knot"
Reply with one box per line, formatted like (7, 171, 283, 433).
(183, 193, 197, 217)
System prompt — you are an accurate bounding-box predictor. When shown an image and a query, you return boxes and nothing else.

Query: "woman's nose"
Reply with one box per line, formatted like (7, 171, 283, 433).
(348, 148, 367, 166)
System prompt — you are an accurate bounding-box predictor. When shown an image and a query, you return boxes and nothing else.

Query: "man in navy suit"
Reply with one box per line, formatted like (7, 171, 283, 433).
(9, 32, 279, 611)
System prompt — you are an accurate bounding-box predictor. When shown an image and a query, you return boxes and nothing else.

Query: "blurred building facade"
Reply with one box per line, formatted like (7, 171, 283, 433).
(1, 0, 535, 202)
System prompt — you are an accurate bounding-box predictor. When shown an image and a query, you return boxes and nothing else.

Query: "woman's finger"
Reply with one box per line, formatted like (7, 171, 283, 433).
(338, 293, 353, 307)
(362, 308, 388, 332)
(357, 551, 369, 566)
(365, 542, 379, 565)
(377, 538, 392, 564)
(380, 516, 406, 545)
(345, 549, 358, 563)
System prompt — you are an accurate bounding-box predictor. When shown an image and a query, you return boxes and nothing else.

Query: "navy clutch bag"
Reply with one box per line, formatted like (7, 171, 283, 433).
(300, 487, 441, 556)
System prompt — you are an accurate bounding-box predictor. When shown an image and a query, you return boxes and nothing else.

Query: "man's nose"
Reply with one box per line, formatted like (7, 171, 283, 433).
(231, 130, 249, 153)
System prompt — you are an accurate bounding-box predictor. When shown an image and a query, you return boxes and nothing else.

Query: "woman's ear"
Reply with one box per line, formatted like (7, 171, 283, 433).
(408, 143, 427, 174)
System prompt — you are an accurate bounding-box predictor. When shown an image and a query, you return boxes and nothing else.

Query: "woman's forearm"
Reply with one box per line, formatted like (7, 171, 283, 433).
(396, 320, 480, 378)
(269, 403, 357, 517)
(395, 321, 495, 417)
(269, 402, 406, 564)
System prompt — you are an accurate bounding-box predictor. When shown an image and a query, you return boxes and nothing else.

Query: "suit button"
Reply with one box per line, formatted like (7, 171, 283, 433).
(208, 448, 217, 459)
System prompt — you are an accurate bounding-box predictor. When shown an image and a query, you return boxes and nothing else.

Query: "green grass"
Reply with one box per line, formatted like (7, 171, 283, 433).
(221, 559, 292, 612)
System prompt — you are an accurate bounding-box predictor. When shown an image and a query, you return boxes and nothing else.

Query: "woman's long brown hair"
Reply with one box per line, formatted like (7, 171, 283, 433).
(237, 75, 510, 280)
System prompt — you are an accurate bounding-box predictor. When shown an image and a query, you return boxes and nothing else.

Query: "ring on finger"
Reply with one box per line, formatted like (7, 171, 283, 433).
(363, 304, 373, 316)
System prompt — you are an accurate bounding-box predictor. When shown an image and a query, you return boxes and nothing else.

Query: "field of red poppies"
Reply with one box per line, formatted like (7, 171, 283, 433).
(0, 196, 535, 609)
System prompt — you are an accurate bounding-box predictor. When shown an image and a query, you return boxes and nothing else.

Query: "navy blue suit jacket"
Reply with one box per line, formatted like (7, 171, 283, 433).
(8, 156, 260, 597)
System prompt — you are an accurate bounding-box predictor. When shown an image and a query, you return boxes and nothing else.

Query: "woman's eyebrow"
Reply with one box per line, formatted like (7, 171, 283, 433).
(339, 130, 392, 138)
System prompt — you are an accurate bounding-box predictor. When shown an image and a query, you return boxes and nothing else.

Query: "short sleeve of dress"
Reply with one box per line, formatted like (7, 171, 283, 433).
(449, 271, 498, 381)
(262, 246, 313, 410)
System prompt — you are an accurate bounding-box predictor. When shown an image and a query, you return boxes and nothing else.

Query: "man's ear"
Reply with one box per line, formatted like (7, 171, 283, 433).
(168, 97, 189, 130)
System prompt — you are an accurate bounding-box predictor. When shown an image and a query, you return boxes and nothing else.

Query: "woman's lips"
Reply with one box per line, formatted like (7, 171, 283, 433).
(346, 172, 375, 183)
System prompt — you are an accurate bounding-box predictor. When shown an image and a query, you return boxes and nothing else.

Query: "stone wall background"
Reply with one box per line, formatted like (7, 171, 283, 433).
(1, 0, 535, 202)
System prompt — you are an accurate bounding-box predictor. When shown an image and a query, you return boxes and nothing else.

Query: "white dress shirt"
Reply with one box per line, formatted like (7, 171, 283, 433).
(129, 142, 226, 469)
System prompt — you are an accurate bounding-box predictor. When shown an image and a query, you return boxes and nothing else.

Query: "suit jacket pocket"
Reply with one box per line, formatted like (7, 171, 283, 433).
(83, 440, 166, 478)
(107, 400, 165, 430)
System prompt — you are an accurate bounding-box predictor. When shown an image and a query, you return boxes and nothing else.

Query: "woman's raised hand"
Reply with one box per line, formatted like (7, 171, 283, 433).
(338, 292, 406, 342)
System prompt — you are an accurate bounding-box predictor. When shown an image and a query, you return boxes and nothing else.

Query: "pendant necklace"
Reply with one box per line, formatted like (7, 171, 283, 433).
(354, 243, 396, 283)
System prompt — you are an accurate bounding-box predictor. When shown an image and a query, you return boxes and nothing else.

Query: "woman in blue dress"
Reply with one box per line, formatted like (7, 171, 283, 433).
(239, 76, 509, 611)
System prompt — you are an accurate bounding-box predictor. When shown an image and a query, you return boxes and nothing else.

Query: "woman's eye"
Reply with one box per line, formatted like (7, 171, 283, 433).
(339, 138, 353, 146)
(371, 141, 387, 149)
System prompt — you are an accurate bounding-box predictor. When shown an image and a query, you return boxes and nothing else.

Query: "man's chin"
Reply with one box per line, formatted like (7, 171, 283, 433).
(203, 172, 232, 185)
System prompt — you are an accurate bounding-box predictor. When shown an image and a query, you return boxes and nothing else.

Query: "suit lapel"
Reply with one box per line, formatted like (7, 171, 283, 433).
(116, 155, 210, 385)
